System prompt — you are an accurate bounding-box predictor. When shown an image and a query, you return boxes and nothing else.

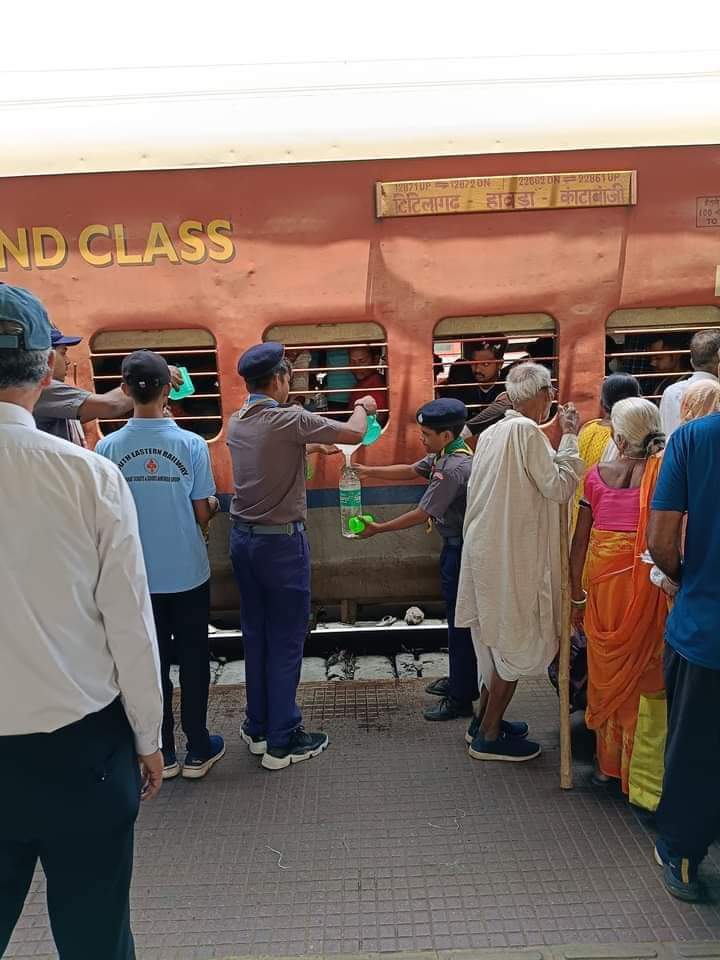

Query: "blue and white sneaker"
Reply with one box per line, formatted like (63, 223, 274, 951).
(261, 728, 329, 771)
(465, 716, 529, 744)
(241, 722, 267, 756)
(654, 839, 703, 902)
(182, 734, 226, 780)
(468, 731, 541, 762)
(162, 748, 180, 780)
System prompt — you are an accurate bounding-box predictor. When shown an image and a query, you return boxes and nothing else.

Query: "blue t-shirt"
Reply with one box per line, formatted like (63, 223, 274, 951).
(651, 412, 720, 670)
(96, 419, 215, 594)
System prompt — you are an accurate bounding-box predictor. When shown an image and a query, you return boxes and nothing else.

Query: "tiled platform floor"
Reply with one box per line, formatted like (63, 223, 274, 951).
(6, 679, 720, 958)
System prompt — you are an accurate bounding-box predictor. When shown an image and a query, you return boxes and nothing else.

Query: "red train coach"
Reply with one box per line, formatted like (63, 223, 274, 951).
(2, 54, 719, 621)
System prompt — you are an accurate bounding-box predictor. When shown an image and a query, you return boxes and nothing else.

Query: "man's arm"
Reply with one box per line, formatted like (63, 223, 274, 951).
(93, 464, 164, 794)
(78, 387, 134, 422)
(464, 393, 512, 437)
(647, 510, 684, 583)
(358, 507, 430, 538)
(193, 496, 220, 527)
(295, 395, 376, 446)
(354, 464, 418, 481)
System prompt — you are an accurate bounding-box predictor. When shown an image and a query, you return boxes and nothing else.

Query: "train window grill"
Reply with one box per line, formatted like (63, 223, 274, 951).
(89, 328, 222, 440)
(433, 314, 558, 422)
(606, 307, 720, 404)
(264, 322, 389, 424)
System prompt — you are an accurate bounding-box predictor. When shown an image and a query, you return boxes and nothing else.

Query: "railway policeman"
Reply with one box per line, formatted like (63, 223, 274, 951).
(0, 284, 163, 959)
(354, 398, 480, 721)
(228, 342, 376, 770)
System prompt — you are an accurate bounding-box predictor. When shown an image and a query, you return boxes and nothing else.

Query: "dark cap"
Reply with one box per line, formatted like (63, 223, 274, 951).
(237, 342, 284, 380)
(416, 398, 467, 428)
(50, 326, 82, 347)
(0, 283, 51, 351)
(121, 350, 171, 389)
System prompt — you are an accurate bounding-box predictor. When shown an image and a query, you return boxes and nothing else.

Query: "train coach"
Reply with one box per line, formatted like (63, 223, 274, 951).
(2, 53, 719, 623)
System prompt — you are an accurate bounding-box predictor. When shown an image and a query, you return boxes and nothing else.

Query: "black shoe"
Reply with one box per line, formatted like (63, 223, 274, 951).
(465, 716, 529, 743)
(241, 721, 267, 756)
(261, 728, 329, 770)
(425, 676, 450, 697)
(424, 697, 474, 721)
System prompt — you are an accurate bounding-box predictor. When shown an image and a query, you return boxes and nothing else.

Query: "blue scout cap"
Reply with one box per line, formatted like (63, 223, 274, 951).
(50, 326, 82, 347)
(0, 283, 52, 351)
(416, 398, 467, 428)
(237, 342, 284, 379)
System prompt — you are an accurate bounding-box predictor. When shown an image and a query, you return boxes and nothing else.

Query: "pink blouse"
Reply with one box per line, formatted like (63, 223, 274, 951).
(582, 465, 640, 532)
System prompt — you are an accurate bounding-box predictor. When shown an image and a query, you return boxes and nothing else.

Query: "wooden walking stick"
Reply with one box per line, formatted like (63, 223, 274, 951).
(559, 499, 573, 789)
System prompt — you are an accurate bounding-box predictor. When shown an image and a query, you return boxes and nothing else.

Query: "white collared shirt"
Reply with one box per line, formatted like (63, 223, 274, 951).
(659, 370, 719, 438)
(0, 401, 163, 754)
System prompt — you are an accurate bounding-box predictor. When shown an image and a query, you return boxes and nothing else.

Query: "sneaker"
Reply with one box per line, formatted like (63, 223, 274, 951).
(424, 676, 450, 697)
(182, 734, 226, 780)
(654, 839, 703, 902)
(424, 697, 474, 721)
(162, 748, 180, 780)
(261, 728, 329, 771)
(465, 716, 529, 744)
(468, 731, 541, 762)
(241, 722, 267, 756)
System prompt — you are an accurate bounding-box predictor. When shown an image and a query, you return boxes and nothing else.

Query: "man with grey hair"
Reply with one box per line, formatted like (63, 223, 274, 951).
(0, 283, 163, 958)
(659, 328, 720, 437)
(456, 362, 583, 761)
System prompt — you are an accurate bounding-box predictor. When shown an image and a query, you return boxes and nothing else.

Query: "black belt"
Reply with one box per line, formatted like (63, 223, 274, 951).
(233, 520, 306, 536)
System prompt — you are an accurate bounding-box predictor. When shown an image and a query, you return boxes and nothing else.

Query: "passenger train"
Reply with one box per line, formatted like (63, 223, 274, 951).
(2, 52, 719, 622)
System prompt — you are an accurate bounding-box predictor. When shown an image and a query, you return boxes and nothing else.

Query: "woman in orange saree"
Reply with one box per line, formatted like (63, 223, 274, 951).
(569, 397, 667, 793)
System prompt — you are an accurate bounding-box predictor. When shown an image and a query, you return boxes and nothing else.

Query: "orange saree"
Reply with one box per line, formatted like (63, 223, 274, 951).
(584, 456, 666, 793)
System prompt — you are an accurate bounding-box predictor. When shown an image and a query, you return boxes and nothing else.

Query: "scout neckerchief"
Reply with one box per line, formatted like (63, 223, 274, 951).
(426, 436, 473, 533)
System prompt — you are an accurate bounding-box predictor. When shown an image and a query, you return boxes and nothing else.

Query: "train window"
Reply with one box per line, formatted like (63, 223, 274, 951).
(433, 313, 557, 421)
(90, 328, 222, 440)
(606, 307, 720, 403)
(263, 321, 389, 424)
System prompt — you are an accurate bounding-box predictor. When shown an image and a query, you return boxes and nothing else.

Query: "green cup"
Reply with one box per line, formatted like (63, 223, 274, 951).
(169, 366, 196, 401)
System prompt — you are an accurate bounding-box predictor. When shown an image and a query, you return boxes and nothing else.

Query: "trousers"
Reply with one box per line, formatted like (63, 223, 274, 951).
(230, 526, 311, 748)
(0, 699, 140, 960)
(440, 543, 479, 702)
(656, 644, 720, 863)
(151, 579, 211, 757)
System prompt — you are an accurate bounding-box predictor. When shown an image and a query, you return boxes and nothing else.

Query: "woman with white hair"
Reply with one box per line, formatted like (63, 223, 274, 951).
(570, 397, 668, 795)
(456, 362, 584, 762)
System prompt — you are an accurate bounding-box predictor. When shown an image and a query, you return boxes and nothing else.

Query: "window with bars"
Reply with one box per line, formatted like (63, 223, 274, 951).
(263, 321, 389, 424)
(90, 328, 222, 440)
(433, 313, 558, 422)
(606, 307, 720, 403)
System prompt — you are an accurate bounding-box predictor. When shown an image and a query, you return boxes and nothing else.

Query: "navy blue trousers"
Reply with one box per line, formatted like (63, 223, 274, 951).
(0, 699, 140, 959)
(151, 579, 211, 758)
(440, 543, 479, 703)
(230, 526, 311, 749)
(657, 645, 720, 863)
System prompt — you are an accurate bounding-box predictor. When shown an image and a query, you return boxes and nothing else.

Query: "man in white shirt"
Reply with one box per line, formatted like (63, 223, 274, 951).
(0, 283, 164, 960)
(659, 328, 720, 437)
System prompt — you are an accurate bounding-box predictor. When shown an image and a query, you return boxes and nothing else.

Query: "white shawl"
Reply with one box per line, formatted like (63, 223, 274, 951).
(456, 411, 584, 676)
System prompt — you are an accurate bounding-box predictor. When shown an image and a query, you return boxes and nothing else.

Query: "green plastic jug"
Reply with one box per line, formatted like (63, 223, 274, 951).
(362, 414, 382, 446)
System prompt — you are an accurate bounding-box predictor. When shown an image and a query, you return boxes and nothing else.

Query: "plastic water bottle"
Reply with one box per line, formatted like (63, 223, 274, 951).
(339, 464, 362, 538)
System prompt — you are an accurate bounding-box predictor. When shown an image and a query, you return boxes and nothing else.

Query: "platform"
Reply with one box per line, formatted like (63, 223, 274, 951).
(6, 679, 720, 959)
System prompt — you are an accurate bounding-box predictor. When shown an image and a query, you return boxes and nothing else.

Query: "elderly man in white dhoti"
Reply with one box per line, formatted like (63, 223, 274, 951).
(456, 361, 583, 762)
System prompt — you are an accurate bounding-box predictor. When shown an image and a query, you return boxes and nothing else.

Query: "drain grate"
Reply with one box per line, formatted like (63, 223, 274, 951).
(297, 680, 400, 725)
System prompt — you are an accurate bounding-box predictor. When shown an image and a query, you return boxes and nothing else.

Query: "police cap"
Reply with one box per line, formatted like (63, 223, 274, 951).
(416, 398, 467, 428)
(0, 283, 52, 351)
(237, 342, 285, 380)
(50, 326, 82, 347)
(122, 350, 171, 388)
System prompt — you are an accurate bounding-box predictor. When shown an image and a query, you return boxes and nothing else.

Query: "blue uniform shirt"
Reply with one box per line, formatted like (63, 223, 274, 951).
(651, 412, 720, 669)
(96, 418, 215, 594)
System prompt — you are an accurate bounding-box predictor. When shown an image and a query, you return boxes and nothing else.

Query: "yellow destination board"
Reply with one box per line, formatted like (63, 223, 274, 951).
(375, 171, 637, 218)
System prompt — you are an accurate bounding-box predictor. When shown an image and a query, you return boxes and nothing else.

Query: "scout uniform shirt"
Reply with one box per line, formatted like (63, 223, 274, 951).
(412, 440, 473, 539)
(227, 399, 347, 524)
(33, 380, 90, 445)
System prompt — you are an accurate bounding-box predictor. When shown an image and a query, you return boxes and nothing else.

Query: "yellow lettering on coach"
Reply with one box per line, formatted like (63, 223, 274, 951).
(113, 224, 143, 266)
(79, 224, 112, 267)
(143, 222, 181, 265)
(31, 227, 68, 269)
(206, 219, 235, 263)
(0, 228, 31, 271)
(178, 220, 207, 264)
